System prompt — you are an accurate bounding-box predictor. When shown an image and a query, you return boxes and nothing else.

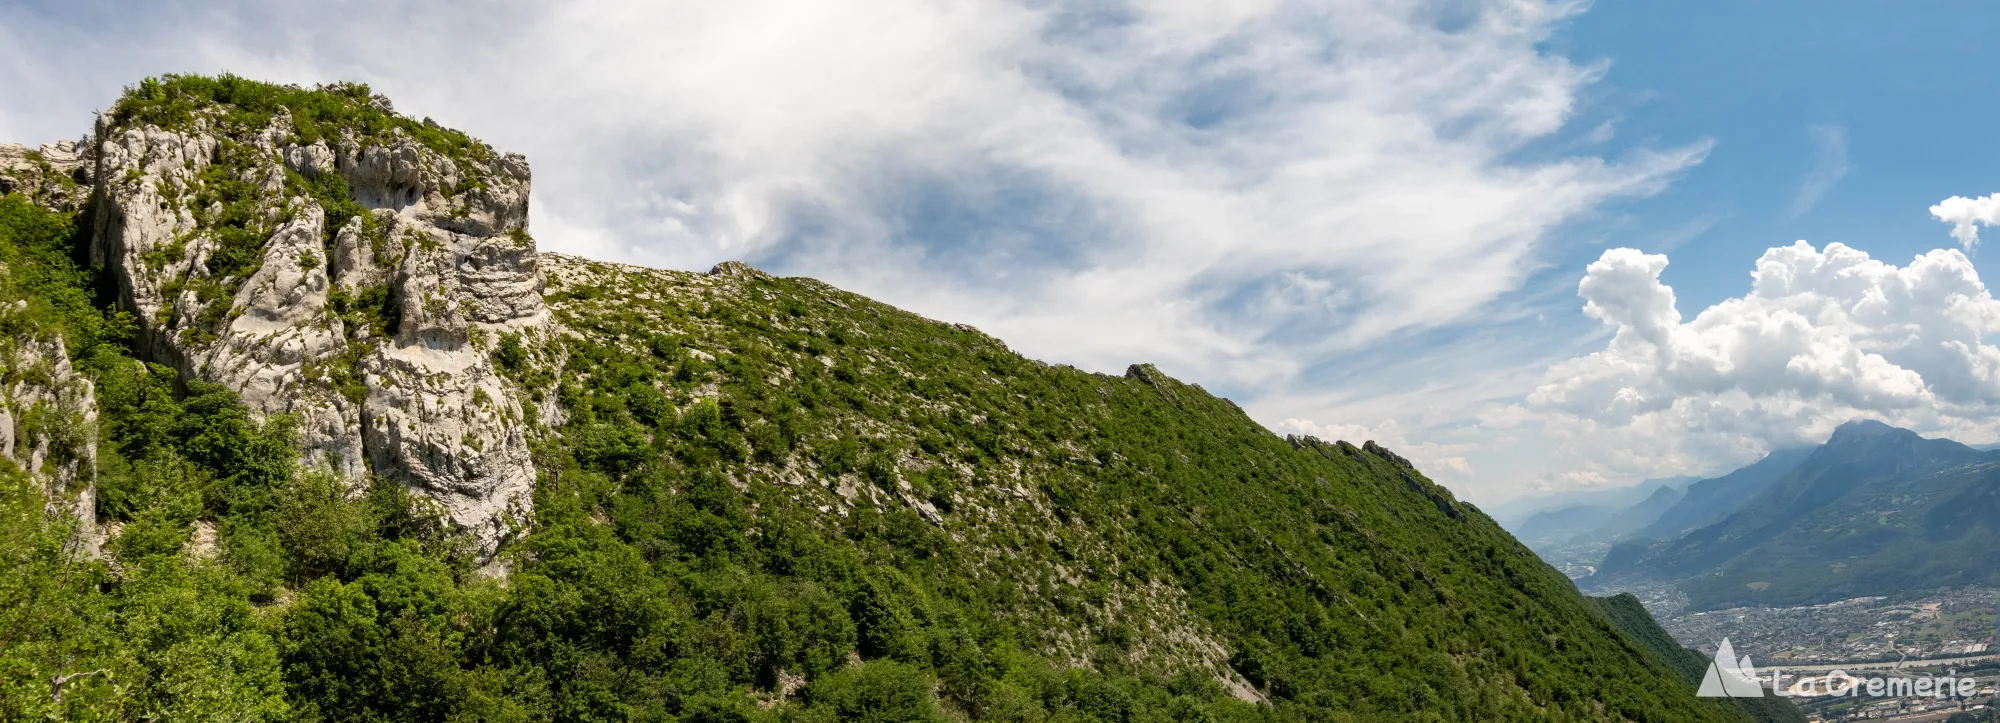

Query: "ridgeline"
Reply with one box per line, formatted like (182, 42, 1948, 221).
(0, 74, 1768, 721)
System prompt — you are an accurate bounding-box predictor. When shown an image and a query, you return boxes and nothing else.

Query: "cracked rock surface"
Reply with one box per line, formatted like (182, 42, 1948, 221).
(0, 303, 100, 554)
(88, 111, 543, 553)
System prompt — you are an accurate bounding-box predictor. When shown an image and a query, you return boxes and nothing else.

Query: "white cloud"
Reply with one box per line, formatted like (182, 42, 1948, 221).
(1278, 417, 1477, 480)
(1931, 192, 2000, 251)
(0, 0, 1702, 397)
(1516, 242, 2000, 488)
(1789, 124, 1847, 215)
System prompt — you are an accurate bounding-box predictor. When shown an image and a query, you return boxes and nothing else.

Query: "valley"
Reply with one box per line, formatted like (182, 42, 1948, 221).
(1506, 421, 2000, 696)
(1649, 586, 1996, 668)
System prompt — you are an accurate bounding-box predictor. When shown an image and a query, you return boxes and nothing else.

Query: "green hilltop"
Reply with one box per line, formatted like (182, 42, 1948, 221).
(0, 75, 1769, 721)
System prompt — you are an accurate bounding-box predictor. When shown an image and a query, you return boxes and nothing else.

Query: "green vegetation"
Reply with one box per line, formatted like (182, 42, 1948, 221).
(0, 195, 129, 357)
(0, 81, 1762, 720)
(1586, 595, 1803, 723)
(1598, 423, 2000, 610)
(112, 74, 494, 168)
(108, 74, 457, 348)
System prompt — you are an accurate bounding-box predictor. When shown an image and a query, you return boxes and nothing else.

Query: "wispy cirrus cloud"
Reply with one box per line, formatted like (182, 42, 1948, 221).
(1790, 124, 1848, 216)
(0, 0, 1709, 497)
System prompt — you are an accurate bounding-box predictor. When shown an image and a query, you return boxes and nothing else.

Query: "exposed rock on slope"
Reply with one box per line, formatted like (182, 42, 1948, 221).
(86, 85, 543, 549)
(0, 310, 98, 550)
(0, 76, 1766, 720)
(518, 251, 1760, 719)
(0, 140, 92, 212)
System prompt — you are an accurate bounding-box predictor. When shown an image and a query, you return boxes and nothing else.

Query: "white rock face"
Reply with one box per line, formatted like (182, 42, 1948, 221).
(88, 111, 543, 553)
(0, 302, 99, 554)
(0, 139, 92, 211)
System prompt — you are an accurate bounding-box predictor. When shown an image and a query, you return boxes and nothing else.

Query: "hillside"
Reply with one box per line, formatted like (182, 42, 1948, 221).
(1585, 595, 1803, 723)
(1625, 448, 1815, 544)
(0, 74, 1759, 721)
(1593, 485, 1686, 543)
(1593, 421, 2000, 610)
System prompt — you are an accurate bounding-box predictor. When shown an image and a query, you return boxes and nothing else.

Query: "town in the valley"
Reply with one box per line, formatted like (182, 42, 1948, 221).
(1616, 584, 2000, 721)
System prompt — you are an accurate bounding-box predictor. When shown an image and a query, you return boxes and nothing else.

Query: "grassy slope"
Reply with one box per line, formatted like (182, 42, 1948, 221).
(0, 75, 1751, 720)
(516, 255, 1753, 721)
(1587, 595, 1803, 723)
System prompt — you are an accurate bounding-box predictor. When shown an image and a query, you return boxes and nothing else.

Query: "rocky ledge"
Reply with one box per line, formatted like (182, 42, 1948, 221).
(80, 84, 547, 554)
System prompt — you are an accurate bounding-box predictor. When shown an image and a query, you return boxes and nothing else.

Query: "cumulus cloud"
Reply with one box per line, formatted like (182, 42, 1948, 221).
(1519, 242, 2000, 487)
(1931, 193, 2000, 251)
(0, 0, 1703, 397)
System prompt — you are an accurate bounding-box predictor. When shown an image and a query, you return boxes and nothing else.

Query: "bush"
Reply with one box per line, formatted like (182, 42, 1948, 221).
(805, 661, 948, 723)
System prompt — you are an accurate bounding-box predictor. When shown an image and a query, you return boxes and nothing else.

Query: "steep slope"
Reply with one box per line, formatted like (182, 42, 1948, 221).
(517, 253, 1754, 719)
(1585, 595, 1804, 723)
(1583, 484, 1685, 544)
(0, 193, 105, 550)
(1594, 421, 1999, 609)
(1626, 447, 1815, 544)
(0, 75, 1753, 721)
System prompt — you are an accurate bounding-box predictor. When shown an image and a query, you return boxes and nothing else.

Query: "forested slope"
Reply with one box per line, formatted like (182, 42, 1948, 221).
(1593, 420, 2000, 610)
(0, 75, 1760, 722)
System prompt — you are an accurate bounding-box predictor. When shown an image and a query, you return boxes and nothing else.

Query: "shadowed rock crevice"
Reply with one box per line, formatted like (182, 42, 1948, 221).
(85, 90, 545, 553)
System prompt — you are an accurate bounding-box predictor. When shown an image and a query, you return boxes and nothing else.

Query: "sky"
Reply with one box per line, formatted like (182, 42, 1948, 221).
(6, 0, 2000, 503)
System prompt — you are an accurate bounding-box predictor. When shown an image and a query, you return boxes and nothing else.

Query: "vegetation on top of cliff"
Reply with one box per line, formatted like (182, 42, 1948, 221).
(110, 73, 493, 167)
(0, 186, 1756, 720)
(105, 73, 495, 347)
(0, 77, 1764, 720)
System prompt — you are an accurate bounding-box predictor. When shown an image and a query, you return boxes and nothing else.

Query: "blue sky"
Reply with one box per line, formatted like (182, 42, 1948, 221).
(1554, 0, 2000, 310)
(1265, 1, 2000, 500)
(8, 0, 2000, 502)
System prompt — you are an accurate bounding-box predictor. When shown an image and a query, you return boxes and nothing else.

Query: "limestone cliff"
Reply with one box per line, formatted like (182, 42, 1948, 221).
(0, 140, 92, 212)
(85, 83, 543, 551)
(0, 301, 99, 553)
(0, 76, 1766, 722)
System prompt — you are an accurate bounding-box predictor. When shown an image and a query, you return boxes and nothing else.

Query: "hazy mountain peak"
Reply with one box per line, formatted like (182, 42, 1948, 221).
(1826, 418, 1909, 441)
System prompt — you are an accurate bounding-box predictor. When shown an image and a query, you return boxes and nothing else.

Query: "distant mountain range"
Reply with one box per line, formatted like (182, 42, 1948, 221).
(1498, 476, 1697, 546)
(1582, 420, 2000, 610)
(1628, 447, 1815, 544)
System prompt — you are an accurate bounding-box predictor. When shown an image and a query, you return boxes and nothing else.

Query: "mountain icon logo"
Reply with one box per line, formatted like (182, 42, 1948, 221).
(1697, 638, 1766, 697)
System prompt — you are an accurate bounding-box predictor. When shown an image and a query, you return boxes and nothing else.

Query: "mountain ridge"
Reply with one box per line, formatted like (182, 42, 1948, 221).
(1591, 420, 2000, 610)
(1626, 447, 1815, 545)
(0, 74, 1757, 721)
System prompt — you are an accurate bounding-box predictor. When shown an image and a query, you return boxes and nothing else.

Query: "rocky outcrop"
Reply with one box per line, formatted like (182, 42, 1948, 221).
(0, 300, 99, 554)
(0, 140, 92, 212)
(87, 108, 543, 553)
